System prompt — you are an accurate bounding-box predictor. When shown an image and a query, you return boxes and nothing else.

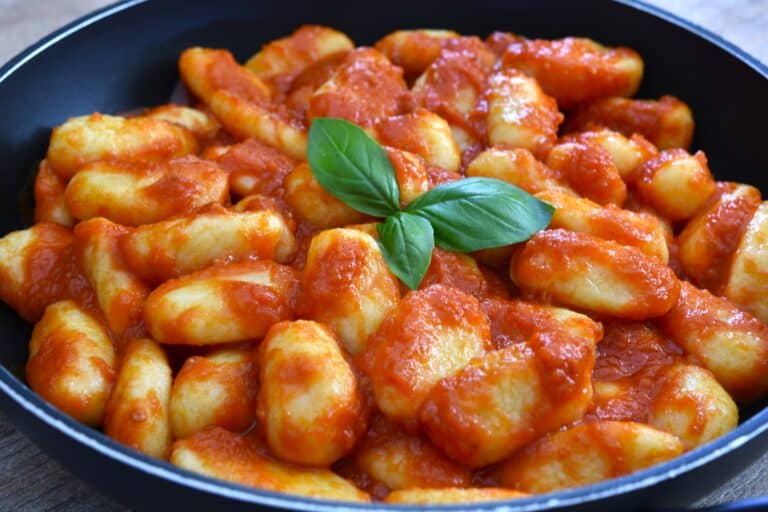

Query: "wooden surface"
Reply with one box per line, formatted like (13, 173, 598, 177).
(0, 0, 767, 510)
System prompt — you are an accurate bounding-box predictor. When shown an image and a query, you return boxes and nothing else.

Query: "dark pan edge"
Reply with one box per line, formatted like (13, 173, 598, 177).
(0, 0, 767, 510)
(619, 0, 768, 75)
(0, 0, 148, 79)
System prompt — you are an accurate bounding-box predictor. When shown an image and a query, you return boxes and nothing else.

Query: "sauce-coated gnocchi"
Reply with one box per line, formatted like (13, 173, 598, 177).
(258, 320, 366, 465)
(169, 348, 258, 439)
(3, 23, 767, 506)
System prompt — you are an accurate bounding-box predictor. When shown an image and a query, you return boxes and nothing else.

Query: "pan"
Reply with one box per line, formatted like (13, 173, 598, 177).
(0, 0, 767, 510)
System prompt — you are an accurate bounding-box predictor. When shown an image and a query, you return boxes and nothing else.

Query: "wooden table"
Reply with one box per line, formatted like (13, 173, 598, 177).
(1, 0, 767, 509)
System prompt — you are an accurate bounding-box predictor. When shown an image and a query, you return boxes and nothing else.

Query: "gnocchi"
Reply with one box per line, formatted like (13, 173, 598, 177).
(284, 162, 369, 228)
(26, 300, 115, 426)
(510, 229, 679, 319)
(144, 261, 299, 345)
(498, 421, 684, 493)
(65, 156, 229, 226)
(203, 138, 297, 197)
(358, 284, 491, 427)
(376, 109, 461, 173)
(501, 37, 643, 108)
(307, 48, 408, 129)
(466, 147, 572, 195)
(633, 149, 716, 221)
(73, 217, 149, 336)
(486, 68, 563, 159)
(3, 23, 767, 505)
(374, 29, 460, 78)
(171, 427, 369, 501)
(537, 189, 669, 262)
(656, 281, 768, 402)
(179, 47, 272, 105)
(564, 95, 695, 150)
(258, 320, 366, 465)
(145, 105, 222, 146)
(208, 90, 307, 159)
(298, 228, 399, 355)
(677, 183, 762, 291)
(412, 37, 496, 151)
(120, 205, 297, 284)
(722, 201, 768, 323)
(245, 25, 354, 86)
(169, 348, 258, 439)
(351, 414, 471, 492)
(33, 160, 74, 227)
(546, 139, 627, 206)
(47, 113, 198, 178)
(0, 223, 93, 322)
(104, 338, 172, 458)
(419, 334, 595, 467)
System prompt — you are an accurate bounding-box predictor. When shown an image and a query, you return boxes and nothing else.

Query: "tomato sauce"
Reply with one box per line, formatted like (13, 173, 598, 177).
(413, 37, 496, 144)
(588, 321, 684, 422)
(564, 95, 693, 150)
(337, 413, 470, 499)
(284, 52, 348, 123)
(677, 182, 761, 292)
(206, 138, 297, 198)
(547, 141, 627, 206)
(307, 48, 410, 128)
(502, 38, 640, 108)
(207, 50, 271, 105)
(178, 352, 258, 433)
(22, 225, 97, 323)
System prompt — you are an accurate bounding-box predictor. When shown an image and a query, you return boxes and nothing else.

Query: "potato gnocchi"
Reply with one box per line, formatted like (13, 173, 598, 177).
(3, 23, 767, 505)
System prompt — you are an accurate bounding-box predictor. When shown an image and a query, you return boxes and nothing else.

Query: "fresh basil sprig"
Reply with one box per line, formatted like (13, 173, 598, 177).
(377, 212, 435, 290)
(307, 117, 554, 290)
(307, 117, 400, 217)
(406, 177, 556, 252)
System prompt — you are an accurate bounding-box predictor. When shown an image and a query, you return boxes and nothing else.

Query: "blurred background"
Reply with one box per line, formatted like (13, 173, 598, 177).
(0, 0, 766, 66)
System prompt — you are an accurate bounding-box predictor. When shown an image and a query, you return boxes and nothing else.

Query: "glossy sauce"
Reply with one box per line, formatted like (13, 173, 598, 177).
(174, 351, 259, 433)
(677, 182, 761, 292)
(24, 225, 97, 322)
(308, 48, 410, 128)
(546, 141, 627, 206)
(588, 321, 684, 422)
(206, 50, 272, 105)
(344, 413, 471, 497)
(413, 37, 496, 144)
(205, 138, 297, 198)
(564, 95, 694, 150)
(420, 248, 509, 301)
(502, 37, 641, 108)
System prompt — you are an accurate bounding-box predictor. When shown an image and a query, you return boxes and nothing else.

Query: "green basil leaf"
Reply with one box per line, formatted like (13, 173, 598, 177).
(406, 177, 554, 252)
(308, 117, 400, 217)
(377, 212, 434, 290)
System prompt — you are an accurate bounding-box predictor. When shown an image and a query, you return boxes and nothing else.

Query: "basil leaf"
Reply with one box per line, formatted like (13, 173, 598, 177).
(378, 212, 434, 290)
(406, 177, 554, 252)
(308, 117, 400, 217)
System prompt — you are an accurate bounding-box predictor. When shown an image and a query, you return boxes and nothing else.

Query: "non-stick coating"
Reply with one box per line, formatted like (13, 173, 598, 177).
(0, 0, 767, 510)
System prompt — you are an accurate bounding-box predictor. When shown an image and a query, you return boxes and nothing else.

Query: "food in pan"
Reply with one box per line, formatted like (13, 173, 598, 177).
(2, 24, 765, 504)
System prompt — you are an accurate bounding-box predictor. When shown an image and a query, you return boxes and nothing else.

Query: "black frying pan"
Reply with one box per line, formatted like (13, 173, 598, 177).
(1, 1, 767, 510)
